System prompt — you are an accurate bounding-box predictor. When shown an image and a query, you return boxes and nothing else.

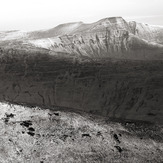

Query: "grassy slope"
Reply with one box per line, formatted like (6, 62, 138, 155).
(0, 102, 162, 163)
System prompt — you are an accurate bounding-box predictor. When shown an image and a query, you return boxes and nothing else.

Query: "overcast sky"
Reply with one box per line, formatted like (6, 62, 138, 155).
(0, 0, 163, 31)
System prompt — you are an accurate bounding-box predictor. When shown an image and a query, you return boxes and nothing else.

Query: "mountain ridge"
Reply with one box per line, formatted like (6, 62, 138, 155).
(1, 16, 163, 40)
(0, 16, 163, 60)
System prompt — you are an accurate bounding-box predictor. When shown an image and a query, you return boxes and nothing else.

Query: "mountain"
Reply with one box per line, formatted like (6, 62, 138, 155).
(27, 17, 163, 60)
(0, 17, 163, 125)
(1, 17, 163, 60)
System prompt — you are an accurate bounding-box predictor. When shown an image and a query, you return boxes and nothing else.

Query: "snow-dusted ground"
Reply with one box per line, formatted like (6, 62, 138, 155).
(0, 30, 28, 41)
(29, 37, 61, 49)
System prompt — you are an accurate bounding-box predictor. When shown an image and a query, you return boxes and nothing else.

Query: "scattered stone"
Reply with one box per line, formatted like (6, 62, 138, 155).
(96, 131, 102, 136)
(27, 131, 35, 136)
(114, 146, 122, 153)
(4, 118, 9, 123)
(113, 134, 120, 143)
(28, 127, 35, 132)
(6, 113, 15, 118)
(82, 133, 91, 138)
(3, 113, 15, 123)
(20, 120, 32, 127)
(96, 131, 104, 140)
(54, 112, 59, 116)
(60, 134, 69, 141)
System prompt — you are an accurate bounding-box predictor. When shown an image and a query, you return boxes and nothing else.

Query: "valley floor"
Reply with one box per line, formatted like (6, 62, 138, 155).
(0, 102, 162, 163)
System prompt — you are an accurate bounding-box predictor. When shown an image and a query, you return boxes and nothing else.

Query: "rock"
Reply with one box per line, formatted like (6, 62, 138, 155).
(114, 146, 123, 153)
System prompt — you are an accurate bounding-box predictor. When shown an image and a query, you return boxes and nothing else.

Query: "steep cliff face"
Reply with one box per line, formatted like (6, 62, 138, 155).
(53, 29, 129, 56)
(26, 17, 163, 59)
(50, 29, 163, 60)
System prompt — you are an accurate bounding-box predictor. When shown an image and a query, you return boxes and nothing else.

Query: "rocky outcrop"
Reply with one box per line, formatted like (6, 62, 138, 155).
(51, 29, 163, 60)
(54, 29, 130, 56)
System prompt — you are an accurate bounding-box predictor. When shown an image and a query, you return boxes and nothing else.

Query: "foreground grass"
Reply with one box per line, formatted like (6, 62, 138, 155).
(0, 102, 162, 163)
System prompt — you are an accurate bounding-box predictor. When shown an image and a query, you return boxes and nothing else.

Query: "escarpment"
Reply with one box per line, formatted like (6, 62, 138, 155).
(53, 29, 129, 57)
(0, 17, 163, 124)
(48, 28, 163, 60)
(44, 17, 163, 60)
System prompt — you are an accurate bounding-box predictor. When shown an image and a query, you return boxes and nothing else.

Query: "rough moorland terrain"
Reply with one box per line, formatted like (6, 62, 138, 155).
(0, 102, 162, 163)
